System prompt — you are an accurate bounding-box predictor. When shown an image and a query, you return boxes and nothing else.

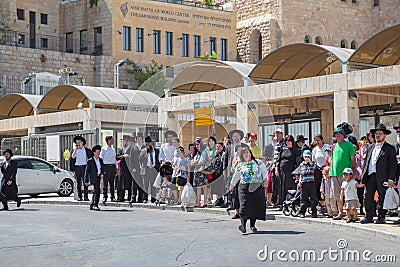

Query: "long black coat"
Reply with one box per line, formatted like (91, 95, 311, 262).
(396, 142, 400, 184)
(117, 146, 134, 190)
(128, 145, 142, 184)
(362, 142, 397, 184)
(84, 157, 104, 185)
(1, 159, 18, 199)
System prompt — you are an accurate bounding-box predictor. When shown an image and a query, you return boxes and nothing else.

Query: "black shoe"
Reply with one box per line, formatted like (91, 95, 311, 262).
(359, 210, 365, 216)
(250, 226, 258, 233)
(17, 199, 21, 208)
(238, 225, 246, 234)
(90, 205, 94, 210)
(360, 218, 374, 224)
(78, 198, 83, 201)
(151, 197, 156, 203)
(374, 218, 386, 224)
(232, 214, 240, 219)
(143, 200, 148, 203)
(102, 198, 107, 204)
(110, 197, 116, 202)
(311, 214, 318, 218)
(299, 214, 305, 218)
(130, 199, 136, 204)
(84, 198, 89, 201)
(214, 197, 223, 206)
(94, 206, 101, 211)
(0, 207, 9, 211)
(220, 203, 229, 208)
(393, 219, 400, 225)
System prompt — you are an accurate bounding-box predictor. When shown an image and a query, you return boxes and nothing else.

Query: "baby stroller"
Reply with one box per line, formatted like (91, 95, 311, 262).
(154, 163, 176, 206)
(282, 189, 301, 217)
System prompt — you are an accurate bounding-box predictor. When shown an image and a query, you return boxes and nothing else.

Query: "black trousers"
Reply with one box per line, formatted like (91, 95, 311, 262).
(300, 181, 317, 215)
(75, 165, 88, 199)
(314, 168, 323, 201)
(364, 173, 386, 220)
(131, 175, 140, 201)
(102, 165, 116, 199)
(91, 179, 101, 208)
(1, 185, 19, 208)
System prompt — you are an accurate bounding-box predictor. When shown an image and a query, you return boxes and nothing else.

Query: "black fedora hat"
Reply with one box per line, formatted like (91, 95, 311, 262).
(164, 130, 177, 139)
(370, 123, 391, 135)
(296, 135, 308, 142)
(145, 136, 153, 143)
(394, 122, 400, 130)
(229, 129, 244, 140)
(3, 149, 13, 156)
(73, 136, 86, 146)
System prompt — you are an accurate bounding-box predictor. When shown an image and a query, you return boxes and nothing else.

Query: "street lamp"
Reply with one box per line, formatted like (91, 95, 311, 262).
(114, 60, 126, 89)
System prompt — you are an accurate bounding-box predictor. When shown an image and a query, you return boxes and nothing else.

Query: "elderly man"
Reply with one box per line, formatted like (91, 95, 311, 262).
(361, 124, 397, 224)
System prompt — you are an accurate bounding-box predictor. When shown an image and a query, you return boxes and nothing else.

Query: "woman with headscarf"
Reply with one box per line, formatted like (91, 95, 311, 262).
(230, 147, 268, 234)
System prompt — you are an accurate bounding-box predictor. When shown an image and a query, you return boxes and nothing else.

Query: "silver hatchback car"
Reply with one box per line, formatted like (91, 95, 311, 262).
(0, 156, 75, 197)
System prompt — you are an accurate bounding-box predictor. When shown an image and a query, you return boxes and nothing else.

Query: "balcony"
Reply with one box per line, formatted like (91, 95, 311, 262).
(0, 29, 103, 56)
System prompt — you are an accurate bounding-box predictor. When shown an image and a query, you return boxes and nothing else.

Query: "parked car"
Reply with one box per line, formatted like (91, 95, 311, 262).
(0, 156, 75, 197)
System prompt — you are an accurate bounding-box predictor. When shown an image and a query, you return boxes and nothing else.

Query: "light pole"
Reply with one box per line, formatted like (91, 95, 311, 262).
(114, 60, 126, 89)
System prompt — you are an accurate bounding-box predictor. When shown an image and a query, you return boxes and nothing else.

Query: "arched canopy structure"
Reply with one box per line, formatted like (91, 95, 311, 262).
(169, 60, 255, 94)
(37, 85, 159, 112)
(249, 43, 354, 84)
(349, 24, 400, 68)
(0, 94, 43, 117)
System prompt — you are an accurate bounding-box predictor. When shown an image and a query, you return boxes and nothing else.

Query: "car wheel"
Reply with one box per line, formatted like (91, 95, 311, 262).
(58, 179, 73, 197)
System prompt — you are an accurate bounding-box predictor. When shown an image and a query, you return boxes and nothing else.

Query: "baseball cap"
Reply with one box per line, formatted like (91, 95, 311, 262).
(275, 128, 283, 134)
(303, 150, 312, 157)
(343, 168, 353, 174)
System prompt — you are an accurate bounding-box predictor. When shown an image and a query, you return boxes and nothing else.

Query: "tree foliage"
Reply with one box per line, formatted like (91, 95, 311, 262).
(126, 59, 167, 97)
(198, 51, 217, 60)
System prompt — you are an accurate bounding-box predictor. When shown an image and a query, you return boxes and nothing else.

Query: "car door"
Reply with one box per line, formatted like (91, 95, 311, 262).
(15, 159, 35, 195)
(29, 158, 58, 193)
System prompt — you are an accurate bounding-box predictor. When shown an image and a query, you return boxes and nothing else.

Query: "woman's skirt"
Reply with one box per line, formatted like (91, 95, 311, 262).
(238, 183, 266, 220)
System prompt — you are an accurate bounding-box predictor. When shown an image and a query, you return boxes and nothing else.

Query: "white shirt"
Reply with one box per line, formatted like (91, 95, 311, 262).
(147, 150, 156, 167)
(159, 143, 175, 163)
(94, 157, 101, 175)
(75, 147, 87, 166)
(368, 144, 383, 175)
(312, 144, 329, 168)
(341, 179, 358, 200)
(100, 145, 116, 166)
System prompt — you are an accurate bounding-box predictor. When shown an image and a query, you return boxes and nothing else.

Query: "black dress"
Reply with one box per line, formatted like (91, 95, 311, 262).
(278, 146, 300, 201)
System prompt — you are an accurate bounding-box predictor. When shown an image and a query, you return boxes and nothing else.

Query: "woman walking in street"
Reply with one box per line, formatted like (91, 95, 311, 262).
(231, 147, 268, 234)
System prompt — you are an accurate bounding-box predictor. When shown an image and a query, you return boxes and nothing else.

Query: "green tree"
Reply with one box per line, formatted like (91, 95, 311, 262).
(203, 0, 215, 5)
(198, 51, 217, 60)
(126, 59, 167, 97)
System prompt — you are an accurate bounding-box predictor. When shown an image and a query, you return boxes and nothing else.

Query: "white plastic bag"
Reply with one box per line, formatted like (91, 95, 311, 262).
(181, 183, 196, 206)
(383, 187, 400, 210)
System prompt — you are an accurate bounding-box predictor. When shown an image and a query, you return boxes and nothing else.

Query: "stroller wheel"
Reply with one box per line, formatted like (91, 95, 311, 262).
(291, 206, 299, 217)
(282, 204, 290, 216)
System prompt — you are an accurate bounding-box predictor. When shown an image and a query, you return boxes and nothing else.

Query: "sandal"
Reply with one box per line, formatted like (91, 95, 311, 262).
(332, 215, 343, 220)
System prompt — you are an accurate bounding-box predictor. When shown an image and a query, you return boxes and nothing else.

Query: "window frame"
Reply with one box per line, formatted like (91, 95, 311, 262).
(182, 34, 189, 57)
(123, 26, 131, 51)
(194, 35, 201, 58)
(17, 9, 25, 21)
(136, 28, 144, 52)
(153, 30, 161, 54)
(209, 37, 216, 55)
(166, 31, 173, 56)
(221, 38, 227, 61)
(40, 13, 48, 25)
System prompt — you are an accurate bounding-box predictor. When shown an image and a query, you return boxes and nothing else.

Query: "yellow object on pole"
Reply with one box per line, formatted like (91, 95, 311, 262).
(194, 102, 215, 126)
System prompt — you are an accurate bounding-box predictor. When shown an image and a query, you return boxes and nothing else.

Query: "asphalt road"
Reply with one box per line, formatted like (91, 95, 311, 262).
(0, 204, 398, 267)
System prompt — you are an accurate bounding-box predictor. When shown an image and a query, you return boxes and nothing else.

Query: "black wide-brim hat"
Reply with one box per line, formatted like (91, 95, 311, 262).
(370, 123, 391, 135)
(296, 135, 308, 142)
(164, 130, 178, 139)
(3, 149, 13, 156)
(394, 122, 400, 130)
(145, 136, 153, 143)
(228, 129, 244, 140)
(73, 136, 86, 146)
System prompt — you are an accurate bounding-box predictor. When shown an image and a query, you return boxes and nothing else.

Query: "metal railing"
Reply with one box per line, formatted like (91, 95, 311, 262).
(152, 0, 230, 11)
(0, 29, 103, 56)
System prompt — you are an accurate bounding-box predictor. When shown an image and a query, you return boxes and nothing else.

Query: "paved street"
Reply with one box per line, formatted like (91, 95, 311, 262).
(0, 204, 398, 267)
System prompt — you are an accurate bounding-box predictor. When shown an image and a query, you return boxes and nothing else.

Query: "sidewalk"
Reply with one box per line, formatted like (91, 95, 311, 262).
(21, 194, 400, 242)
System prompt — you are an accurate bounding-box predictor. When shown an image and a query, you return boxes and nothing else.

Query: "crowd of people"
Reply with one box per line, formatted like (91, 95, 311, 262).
(1, 121, 400, 234)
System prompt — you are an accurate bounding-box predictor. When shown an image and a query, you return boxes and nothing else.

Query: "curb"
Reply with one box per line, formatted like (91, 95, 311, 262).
(23, 199, 400, 242)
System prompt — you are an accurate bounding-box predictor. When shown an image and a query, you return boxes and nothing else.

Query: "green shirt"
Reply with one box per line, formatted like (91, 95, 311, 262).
(329, 141, 355, 176)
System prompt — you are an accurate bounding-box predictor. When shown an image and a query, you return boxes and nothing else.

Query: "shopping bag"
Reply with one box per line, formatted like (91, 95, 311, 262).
(181, 183, 196, 206)
(383, 187, 400, 210)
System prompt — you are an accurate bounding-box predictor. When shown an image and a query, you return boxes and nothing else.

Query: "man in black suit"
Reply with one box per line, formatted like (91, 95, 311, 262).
(361, 124, 397, 224)
(71, 136, 93, 201)
(139, 136, 160, 203)
(0, 149, 21, 210)
(116, 136, 134, 202)
(84, 145, 104, 211)
(129, 134, 144, 203)
(393, 123, 400, 225)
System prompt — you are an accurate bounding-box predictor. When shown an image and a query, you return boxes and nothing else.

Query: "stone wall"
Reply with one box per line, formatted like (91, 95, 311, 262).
(0, 0, 15, 30)
(0, 44, 114, 88)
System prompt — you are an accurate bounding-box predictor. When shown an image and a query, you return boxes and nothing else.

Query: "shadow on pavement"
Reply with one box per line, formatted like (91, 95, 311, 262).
(100, 209, 132, 212)
(6, 208, 40, 212)
(250, 230, 305, 235)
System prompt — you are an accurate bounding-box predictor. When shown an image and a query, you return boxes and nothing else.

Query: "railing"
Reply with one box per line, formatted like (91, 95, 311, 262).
(151, 0, 230, 11)
(0, 29, 103, 56)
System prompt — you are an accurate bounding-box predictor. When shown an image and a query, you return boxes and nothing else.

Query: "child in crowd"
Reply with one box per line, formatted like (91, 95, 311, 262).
(340, 168, 364, 223)
(172, 146, 191, 203)
(320, 166, 338, 218)
(161, 174, 178, 203)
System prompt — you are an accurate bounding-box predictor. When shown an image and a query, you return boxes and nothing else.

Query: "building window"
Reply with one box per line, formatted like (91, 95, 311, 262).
(123, 26, 131, 51)
(17, 9, 25, 20)
(136, 28, 144, 52)
(373, 0, 379, 6)
(41, 38, 48, 48)
(352, 0, 357, 3)
(94, 27, 102, 55)
(153, 30, 161, 54)
(40, 13, 48, 25)
(194, 35, 201, 58)
(340, 39, 347, 48)
(17, 34, 25, 44)
(304, 35, 311, 43)
(182, 34, 189, 57)
(66, 32, 73, 53)
(166, 31, 173, 55)
(80, 29, 88, 54)
(221, 38, 227, 61)
(209, 37, 216, 54)
(315, 36, 322, 45)
(351, 40, 357, 49)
